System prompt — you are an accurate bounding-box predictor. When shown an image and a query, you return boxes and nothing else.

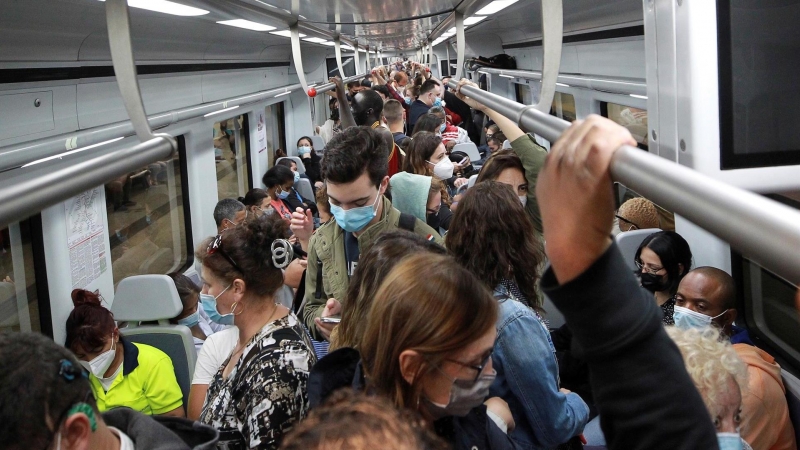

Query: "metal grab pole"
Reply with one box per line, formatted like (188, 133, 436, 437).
(447, 79, 800, 285)
(312, 74, 366, 96)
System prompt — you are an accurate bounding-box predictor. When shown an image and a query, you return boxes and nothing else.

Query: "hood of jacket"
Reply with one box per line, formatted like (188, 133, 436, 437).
(103, 408, 219, 450)
(389, 172, 433, 222)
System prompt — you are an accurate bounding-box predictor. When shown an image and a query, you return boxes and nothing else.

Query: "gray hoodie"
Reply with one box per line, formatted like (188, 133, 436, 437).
(103, 408, 219, 450)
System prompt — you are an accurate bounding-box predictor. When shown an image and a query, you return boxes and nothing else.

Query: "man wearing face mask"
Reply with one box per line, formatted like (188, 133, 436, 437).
(673, 268, 797, 450)
(292, 126, 442, 342)
(408, 79, 441, 131)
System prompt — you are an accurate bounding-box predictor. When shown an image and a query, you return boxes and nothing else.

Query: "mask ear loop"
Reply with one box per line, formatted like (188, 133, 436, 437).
(271, 239, 294, 269)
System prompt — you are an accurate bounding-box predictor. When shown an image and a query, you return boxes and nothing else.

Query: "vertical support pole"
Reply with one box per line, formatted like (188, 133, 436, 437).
(353, 41, 361, 75)
(428, 40, 434, 72)
(446, 42, 451, 76)
(454, 12, 466, 80)
(366, 45, 371, 72)
(290, 23, 311, 95)
(334, 36, 346, 78)
(534, 0, 563, 113)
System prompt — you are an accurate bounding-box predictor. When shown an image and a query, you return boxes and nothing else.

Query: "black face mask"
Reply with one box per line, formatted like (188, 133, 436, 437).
(330, 109, 340, 121)
(640, 272, 669, 293)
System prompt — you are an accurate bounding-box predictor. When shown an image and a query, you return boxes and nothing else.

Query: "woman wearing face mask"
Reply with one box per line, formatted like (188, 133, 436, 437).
(262, 165, 300, 223)
(168, 272, 215, 352)
(239, 188, 275, 218)
(634, 231, 693, 325)
(296, 136, 322, 187)
(404, 132, 467, 209)
(273, 162, 320, 216)
(667, 327, 753, 450)
(474, 151, 530, 209)
(197, 214, 316, 449)
(448, 182, 591, 449)
(65, 289, 185, 417)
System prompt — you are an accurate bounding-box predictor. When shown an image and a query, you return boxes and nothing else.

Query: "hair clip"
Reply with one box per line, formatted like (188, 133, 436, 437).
(67, 402, 97, 432)
(271, 239, 294, 269)
(58, 359, 87, 382)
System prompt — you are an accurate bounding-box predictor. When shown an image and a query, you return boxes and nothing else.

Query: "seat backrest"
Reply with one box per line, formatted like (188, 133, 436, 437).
(502, 139, 512, 150)
(276, 156, 306, 174)
(782, 369, 800, 447)
(310, 135, 325, 152)
(468, 174, 479, 189)
(294, 178, 315, 201)
(453, 142, 481, 162)
(121, 327, 196, 409)
(614, 228, 661, 271)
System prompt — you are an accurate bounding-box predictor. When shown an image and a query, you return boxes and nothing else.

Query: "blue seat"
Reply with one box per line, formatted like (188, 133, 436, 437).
(276, 156, 306, 174)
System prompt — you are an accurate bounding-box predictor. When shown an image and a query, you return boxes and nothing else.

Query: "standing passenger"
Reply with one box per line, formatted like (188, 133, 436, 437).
(408, 79, 441, 131)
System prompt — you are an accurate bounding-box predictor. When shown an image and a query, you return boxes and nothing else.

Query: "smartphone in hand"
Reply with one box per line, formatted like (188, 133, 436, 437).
(320, 317, 341, 324)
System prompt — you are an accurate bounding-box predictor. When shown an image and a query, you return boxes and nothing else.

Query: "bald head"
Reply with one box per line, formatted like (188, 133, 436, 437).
(676, 266, 737, 334)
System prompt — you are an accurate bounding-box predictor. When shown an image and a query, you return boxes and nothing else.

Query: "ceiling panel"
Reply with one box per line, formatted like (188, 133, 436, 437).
(242, 0, 459, 24)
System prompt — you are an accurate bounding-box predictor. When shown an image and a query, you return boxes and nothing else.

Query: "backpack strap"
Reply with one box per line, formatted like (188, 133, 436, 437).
(398, 213, 416, 232)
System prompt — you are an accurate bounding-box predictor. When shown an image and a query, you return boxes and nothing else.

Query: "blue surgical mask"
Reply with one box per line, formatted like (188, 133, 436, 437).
(433, 97, 443, 107)
(277, 187, 290, 200)
(329, 190, 381, 233)
(440, 123, 447, 133)
(177, 310, 200, 328)
(404, 97, 412, 105)
(293, 171, 301, 184)
(717, 433, 744, 450)
(673, 305, 729, 330)
(200, 285, 234, 325)
(298, 145, 312, 156)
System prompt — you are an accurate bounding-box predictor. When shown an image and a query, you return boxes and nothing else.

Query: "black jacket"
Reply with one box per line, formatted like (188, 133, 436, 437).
(283, 188, 318, 216)
(303, 153, 322, 187)
(103, 408, 219, 450)
(540, 243, 718, 450)
(408, 100, 431, 131)
(308, 348, 519, 450)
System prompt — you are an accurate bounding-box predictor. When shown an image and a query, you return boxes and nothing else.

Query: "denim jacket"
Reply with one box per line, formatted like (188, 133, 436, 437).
(490, 285, 590, 449)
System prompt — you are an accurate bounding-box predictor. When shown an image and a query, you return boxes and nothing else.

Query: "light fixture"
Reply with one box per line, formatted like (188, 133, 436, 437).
(464, 16, 487, 25)
(97, 0, 209, 16)
(204, 105, 239, 118)
(358, 48, 367, 53)
(630, 94, 648, 99)
(320, 41, 336, 46)
(302, 37, 328, 44)
(476, 0, 519, 15)
(22, 137, 125, 168)
(270, 30, 306, 38)
(556, 82, 570, 87)
(275, 91, 292, 98)
(253, 0, 278, 8)
(446, 27, 457, 34)
(217, 19, 275, 31)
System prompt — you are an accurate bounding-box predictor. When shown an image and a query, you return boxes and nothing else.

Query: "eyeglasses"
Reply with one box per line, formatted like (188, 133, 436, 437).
(635, 260, 665, 274)
(444, 348, 494, 382)
(615, 215, 641, 230)
(207, 234, 244, 274)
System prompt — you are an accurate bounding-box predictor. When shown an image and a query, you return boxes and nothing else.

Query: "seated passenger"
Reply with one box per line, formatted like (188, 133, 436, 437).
(65, 289, 185, 417)
(536, 115, 717, 449)
(262, 165, 299, 223)
(239, 188, 275, 218)
(293, 126, 441, 342)
(168, 272, 214, 352)
(0, 332, 218, 450)
(188, 326, 238, 421)
(328, 230, 446, 351)
(197, 215, 316, 449)
(429, 105, 471, 145)
(311, 253, 517, 449)
(213, 198, 246, 233)
(454, 80, 548, 232)
(280, 389, 446, 450)
(674, 268, 797, 450)
(448, 181, 590, 448)
(271, 164, 319, 216)
(667, 327, 754, 450)
(634, 230, 693, 325)
(295, 136, 322, 188)
(616, 197, 660, 232)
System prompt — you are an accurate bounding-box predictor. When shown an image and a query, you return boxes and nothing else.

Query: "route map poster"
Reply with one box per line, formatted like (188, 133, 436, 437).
(66, 188, 108, 288)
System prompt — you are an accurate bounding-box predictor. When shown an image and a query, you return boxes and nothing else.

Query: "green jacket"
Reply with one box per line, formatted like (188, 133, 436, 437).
(302, 196, 443, 340)
(511, 134, 548, 233)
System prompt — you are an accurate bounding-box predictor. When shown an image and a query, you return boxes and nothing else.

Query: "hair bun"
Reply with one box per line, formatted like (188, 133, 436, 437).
(237, 196, 246, 203)
(70, 289, 103, 308)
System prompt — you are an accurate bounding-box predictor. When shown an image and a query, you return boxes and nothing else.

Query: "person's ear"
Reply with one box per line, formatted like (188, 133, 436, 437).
(726, 309, 738, 326)
(62, 413, 94, 450)
(398, 349, 423, 385)
(379, 176, 390, 195)
(232, 278, 247, 299)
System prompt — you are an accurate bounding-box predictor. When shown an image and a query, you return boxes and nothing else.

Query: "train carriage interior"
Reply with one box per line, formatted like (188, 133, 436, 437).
(2, 0, 800, 449)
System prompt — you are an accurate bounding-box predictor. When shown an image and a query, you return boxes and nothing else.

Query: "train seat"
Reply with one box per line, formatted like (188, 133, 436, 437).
(276, 156, 306, 174)
(294, 178, 315, 201)
(111, 274, 196, 411)
(310, 135, 325, 152)
(453, 142, 482, 163)
(614, 228, 661, 271)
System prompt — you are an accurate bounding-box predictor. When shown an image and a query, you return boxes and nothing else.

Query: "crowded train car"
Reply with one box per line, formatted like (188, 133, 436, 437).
(2, 0, 800, 449)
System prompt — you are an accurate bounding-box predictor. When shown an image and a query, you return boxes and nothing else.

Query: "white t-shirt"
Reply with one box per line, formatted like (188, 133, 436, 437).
(192, 326, 238, 385)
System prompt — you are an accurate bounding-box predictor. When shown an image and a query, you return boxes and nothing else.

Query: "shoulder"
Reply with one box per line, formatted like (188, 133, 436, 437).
(132, 342, 173, 365)
(510, 134, 546, 153)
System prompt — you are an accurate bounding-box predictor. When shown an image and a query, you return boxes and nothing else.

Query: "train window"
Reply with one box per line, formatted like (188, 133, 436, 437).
(601, 102, 649, 150)
(0, 219, 46, 334)
(517, 83, 533, 105)
(718, 1, 800, 169)
(107, 138, 192, 286)
(214, 115, 251, 200)
(550, 92, 576, 122)
(266, 103, 287, 167)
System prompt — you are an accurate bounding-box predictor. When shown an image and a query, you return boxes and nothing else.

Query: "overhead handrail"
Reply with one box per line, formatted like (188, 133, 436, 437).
(447, 79, 800, 285)
(310, 74, 366, 97)
(534, 0, 563, 113)
(478, 68, 648, 97)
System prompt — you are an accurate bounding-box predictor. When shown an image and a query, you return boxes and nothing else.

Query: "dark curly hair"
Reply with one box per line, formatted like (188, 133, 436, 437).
(321, 126, 390, 187)
(447, 181, 545, 311)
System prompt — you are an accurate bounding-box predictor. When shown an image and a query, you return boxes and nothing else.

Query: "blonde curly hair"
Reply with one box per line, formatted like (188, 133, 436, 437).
(618, 197, 660, 231)
(667, 326, 748, 418)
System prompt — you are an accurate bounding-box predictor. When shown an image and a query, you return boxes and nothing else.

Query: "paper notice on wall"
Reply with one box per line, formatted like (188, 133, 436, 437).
(66, 188, 108, 288)
(257, 111, 267, 154)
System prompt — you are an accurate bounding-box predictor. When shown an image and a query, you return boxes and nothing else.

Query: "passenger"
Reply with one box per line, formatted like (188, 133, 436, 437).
(448, 181, 590, 448)
(411, 113, 444, 136)
(65, 289, 185, 417)
(213, 198, 246, 233)
(328, 230, 446, 351)
(426, 178, 453, 231)
(261, 165, 298, 223)
(393, 71, 409, 98)
(295, 136, 323, 188)
(474, 151, 528, 209)
(0, 332, 219, 450)
(667, 327, 753, 450)
(674, 268, 797, 450)
(535, 114, 717, 449)
(273, 161, 320, 215)
(292, 126, 442, 341)
(239, 188, 275, 217)
(315, 98, 341, 145)
(454, 80, 548, 232)
(371, 67, 409, 110)
(429, 105, 471, 145)
(196, 215, 316, 449)
(275, 148, 287, 160)
(168, 273, 211, 352)
(280, 389, 446, 450)
(616, 197, 660, 232)
(371, 84, 390, 102)
(188, 326, 238, 421)
(404, 131, 468, 193)
(314, 184, 332, 225)
(383, 99, 409, 145)
(408, 79, 441, 131)
(634, 230, 693, 325)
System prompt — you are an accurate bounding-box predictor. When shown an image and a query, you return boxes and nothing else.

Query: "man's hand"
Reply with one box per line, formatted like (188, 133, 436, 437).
(290, 207, 314, 247)
(454, 79, 488, 112)
(330, 76, 345, 94)
(536, 115, 636, 284)
(314, 298, 342, 341)
(453, 177, 469, 188)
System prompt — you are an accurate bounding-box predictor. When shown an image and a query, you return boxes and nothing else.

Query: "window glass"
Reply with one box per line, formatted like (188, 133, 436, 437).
(613, 184, 675, 233)
(550, 92, 576, 122)
(107, 145, 190, 285)
(266, 104, 286, 167)
(214, 115, 251, 200)
(602, 102, 649, 150)
(517, 83, 533, 105)
(0, 220, 43, 333)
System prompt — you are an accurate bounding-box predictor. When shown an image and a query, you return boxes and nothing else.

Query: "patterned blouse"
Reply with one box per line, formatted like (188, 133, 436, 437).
(661, 296, 675, 326)
(199, 313, 316, 450)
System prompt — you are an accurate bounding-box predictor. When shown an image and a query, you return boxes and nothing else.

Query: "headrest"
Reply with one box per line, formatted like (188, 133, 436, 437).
(111, 275, 182, 322)
(502, 139, 512, 150)
(615, 228, 662, 271)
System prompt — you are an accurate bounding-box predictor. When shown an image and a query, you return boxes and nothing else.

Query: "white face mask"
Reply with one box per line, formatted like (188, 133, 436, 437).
(427, 157, 455, 180)
(80, 336, 117, 379)
(519, 195, 528, 207)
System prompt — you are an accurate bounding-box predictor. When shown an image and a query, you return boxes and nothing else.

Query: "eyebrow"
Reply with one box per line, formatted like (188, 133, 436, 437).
(327, 193, 371, 204)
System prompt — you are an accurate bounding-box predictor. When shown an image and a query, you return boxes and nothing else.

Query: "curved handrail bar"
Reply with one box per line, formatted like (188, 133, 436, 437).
(477, 68, 648, 97)
(311, 74, 367, 96)
(448, 79, 800, 285)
